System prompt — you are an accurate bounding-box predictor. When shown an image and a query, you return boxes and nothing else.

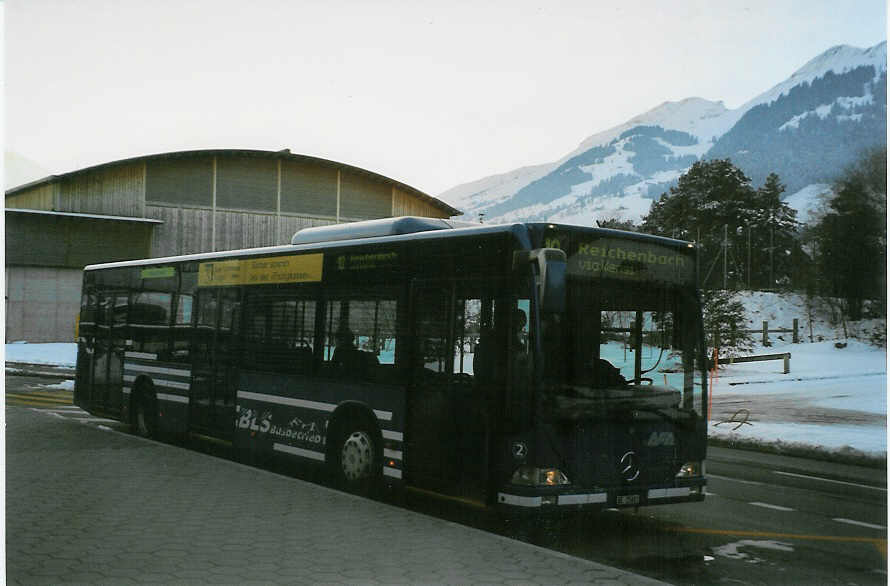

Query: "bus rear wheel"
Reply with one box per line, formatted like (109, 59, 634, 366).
(133, 389, 158, 439)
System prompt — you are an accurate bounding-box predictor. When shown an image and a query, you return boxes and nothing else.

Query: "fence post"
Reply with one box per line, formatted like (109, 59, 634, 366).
(762, 321, 768, 346)
(783, 353, 790, 374)
(793, 319, 799, 344)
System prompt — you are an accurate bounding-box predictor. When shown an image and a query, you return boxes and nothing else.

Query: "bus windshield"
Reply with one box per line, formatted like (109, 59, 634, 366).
(542, 278, 705, 418)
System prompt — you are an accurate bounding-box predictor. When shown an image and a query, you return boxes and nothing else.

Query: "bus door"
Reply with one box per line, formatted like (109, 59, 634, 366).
(90, 290, 127, 414)
(190, 288, 240, 438)
(405, 281, 495, 502)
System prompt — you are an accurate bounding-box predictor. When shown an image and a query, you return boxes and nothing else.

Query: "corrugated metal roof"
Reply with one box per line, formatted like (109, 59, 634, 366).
(4, 148, 463, 217)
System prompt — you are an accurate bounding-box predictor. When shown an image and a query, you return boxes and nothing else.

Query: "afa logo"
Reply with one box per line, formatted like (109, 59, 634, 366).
(646, 431, 675, 447)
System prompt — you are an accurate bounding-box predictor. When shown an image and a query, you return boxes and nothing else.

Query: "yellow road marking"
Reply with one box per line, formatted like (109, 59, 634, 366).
(6, 393, 73, 406)
(674, 527, 887, 558)
(20, 391, 73, 399)
(405, 485, 487, 509)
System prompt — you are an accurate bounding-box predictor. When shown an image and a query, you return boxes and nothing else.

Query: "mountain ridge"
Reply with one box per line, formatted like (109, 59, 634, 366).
(441, 42, 887, 226)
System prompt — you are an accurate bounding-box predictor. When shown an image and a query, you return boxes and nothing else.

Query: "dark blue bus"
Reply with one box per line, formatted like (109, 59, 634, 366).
(75, 217, 707, 511)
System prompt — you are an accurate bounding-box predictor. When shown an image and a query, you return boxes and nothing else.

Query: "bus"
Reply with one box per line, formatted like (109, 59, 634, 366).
(75, 216, 707, 511)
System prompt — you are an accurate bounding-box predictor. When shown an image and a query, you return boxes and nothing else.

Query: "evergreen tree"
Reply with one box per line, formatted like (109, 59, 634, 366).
(641, 159, 799, 290)
(813, 147, 887, 320)
(702, 290, 754, 358)
(751, 173, 800, 289)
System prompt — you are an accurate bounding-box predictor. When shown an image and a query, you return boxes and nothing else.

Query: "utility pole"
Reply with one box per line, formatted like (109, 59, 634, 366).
(723, 224, 728, 290)
(697, 227, 701, 287)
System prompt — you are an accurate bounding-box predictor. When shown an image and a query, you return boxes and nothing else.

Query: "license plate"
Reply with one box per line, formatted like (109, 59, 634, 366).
(617, 494, 640, 506)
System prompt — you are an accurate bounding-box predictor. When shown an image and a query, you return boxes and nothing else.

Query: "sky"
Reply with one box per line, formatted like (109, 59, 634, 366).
(4, 0, 887, 197)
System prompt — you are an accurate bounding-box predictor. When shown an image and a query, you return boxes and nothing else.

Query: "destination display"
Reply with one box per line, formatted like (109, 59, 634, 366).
(335, 251, 399, 271)
(545, 234, 695, 285)
(198, 253, 324, 287)
(140, 266, 176, 279)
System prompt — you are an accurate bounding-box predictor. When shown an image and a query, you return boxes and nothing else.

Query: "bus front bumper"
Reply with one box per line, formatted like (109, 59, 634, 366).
(496, 479, 706, 511)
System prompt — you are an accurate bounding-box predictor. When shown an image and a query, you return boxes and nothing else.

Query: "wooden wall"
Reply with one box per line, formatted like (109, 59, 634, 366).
(146, 205, 340, 257)
(5, 183, 55, 211)
(392, 186, 450, 218)
(9, 154, 454, 260)
(6, 211, 153, 268)
(57, 163, 145, 216)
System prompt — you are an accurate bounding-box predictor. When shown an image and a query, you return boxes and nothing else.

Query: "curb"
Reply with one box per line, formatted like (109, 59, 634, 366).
(708, 435, 887, 469)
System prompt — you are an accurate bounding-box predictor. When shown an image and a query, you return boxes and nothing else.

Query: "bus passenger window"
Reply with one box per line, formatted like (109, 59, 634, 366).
(171, 294, 193, 362)
(130, 291, 172, 358)
(321, 297, 396, 382)
(242, 295, 316, 375)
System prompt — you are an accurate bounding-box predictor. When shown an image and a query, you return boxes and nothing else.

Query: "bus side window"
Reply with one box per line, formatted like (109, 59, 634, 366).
(414, 291, 452, 378)
(171, 294, 193, 363)
(321, 296, 397, 382)
(193, 290, 217, 364)
(79, 289, 97, 339)
(130, 291, 172, 359)
(216, 288, 241, 362)
(243, 294, 316, 375)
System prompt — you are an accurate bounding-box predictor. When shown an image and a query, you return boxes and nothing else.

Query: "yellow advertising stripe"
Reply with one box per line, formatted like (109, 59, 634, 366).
(198, 253, 323, 287)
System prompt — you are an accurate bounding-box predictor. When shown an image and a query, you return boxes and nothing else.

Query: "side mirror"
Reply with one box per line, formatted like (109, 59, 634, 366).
(515, 248, 566, 313)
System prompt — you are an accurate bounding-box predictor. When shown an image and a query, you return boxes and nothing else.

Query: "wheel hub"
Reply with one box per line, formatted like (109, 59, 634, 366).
(341, 430, 373, 481)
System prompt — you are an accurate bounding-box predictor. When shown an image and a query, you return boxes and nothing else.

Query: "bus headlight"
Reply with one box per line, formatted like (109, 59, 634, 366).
(511, 466, 570, 486)
(676, 461, 703, 478)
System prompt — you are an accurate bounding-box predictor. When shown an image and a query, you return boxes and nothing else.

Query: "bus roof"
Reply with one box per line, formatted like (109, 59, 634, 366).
(83, 217, 693, 271)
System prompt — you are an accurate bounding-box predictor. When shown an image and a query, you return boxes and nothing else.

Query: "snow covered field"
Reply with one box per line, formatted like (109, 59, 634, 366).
(708, 340, 886, 457)
(5, 342, 76, 366)
(708, 292, 886, 460)
(5, 292, 886, 460)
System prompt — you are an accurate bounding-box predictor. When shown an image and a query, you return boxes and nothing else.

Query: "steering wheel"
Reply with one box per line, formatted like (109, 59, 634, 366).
(633, 377, 654, 385)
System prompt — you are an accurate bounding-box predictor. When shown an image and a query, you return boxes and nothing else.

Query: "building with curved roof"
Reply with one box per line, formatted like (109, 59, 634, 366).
(6, 149, 461, 341)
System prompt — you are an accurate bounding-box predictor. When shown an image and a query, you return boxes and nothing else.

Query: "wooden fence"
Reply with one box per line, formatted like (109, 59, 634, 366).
(712, 352, 791, 374)
(714, 318, 800, 348)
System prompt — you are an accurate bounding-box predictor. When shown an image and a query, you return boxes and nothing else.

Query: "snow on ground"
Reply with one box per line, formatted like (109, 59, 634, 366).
(5, 341, 77, 366)
(5, 292, 886, 459)
(708, 292, 886, 458)
(708, 341, 886, 456)
(43, 379, 75, 391)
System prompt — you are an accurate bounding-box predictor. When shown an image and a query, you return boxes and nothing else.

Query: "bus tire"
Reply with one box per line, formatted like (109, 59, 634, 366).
(332, 419, 380, 489)
(133, 386, 158, 439)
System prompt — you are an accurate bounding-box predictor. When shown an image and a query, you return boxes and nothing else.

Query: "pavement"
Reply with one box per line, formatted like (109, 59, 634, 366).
(6, 362, 670, 585)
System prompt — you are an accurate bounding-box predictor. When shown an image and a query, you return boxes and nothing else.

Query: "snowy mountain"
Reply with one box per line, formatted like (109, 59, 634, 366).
(440, 42, 887, 227)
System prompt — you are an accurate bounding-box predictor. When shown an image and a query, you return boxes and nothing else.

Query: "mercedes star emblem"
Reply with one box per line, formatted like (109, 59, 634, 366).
(619, 450, 641, 482)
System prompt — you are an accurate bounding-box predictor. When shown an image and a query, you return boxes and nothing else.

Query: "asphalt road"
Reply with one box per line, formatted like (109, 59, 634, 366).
(536, 447, 888, 585)
(6, 372, 887, 584)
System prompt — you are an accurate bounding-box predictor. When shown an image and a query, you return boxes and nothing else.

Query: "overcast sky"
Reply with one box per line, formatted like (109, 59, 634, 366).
(4, 0, 886, 196)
